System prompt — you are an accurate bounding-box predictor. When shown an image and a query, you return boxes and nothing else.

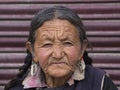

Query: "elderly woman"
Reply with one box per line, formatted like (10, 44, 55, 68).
(5, 6, 118, 90)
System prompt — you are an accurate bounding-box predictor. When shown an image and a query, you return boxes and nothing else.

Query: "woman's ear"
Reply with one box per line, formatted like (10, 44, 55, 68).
(79, 39, 88, 60)
(26, 41, 33, 54)
(26, 41, 38, 62)
(82, 39, 88, 52)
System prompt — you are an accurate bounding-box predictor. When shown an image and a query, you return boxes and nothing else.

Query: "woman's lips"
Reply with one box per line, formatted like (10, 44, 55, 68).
(50, 62, 67, 65)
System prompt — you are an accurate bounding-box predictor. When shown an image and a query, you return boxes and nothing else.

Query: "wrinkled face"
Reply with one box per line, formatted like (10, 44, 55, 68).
(34, 19, 82, 78)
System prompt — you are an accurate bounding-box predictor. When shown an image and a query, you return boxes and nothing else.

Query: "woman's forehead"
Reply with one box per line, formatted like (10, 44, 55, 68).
(36, 19, 78, 35)
(36, 19, 79, 42)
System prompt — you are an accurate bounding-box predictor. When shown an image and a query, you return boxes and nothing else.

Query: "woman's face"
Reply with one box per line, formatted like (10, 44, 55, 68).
(34, 19, 82, 78)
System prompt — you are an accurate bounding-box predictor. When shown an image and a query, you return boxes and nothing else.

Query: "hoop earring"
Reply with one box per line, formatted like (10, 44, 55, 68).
(78, 60, 85, 73)
(31, 61, 38, 76)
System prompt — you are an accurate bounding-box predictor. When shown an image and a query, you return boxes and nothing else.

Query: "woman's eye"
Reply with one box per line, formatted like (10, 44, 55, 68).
(63, 41, 73, 46)
(42, 43, 53, 48)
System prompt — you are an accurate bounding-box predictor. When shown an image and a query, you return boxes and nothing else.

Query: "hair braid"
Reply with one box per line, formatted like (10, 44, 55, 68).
(83, 51, 92, 65)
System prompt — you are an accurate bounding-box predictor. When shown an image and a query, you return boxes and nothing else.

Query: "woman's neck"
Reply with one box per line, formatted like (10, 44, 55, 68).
(45, 74, 72, 88)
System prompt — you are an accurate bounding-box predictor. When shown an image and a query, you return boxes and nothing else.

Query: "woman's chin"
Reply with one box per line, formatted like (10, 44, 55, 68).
(46, 64, 72, 78)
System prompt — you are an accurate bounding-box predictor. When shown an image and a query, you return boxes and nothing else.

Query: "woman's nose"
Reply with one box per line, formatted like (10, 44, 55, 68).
(52, 45, 64, 59)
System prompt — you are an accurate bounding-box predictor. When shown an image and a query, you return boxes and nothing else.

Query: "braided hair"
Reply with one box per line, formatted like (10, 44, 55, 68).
(4, 6, 92, 90)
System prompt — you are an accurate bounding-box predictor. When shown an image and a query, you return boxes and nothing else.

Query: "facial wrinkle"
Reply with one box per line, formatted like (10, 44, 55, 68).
(37, 28, 56, 42)
(53, 19, 63, 42)
(53, 19, 73, 43)
(36, 19, 80, 47)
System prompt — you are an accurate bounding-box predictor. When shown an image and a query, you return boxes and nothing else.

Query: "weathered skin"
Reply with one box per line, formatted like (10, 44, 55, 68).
(26, 19, 87, 87)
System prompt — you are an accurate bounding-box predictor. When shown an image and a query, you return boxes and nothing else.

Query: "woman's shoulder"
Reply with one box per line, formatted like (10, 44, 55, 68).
(83, 65, 105, 90)
(85, 65, 118, 90)
(85, 65, 105, 76)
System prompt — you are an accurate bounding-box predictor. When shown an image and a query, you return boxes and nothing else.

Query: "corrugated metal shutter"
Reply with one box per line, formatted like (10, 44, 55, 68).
(0, 0, 120, 90)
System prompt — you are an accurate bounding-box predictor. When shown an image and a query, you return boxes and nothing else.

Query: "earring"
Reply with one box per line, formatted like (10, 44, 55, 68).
(31, 61, 38, 76)
(78, 58, 85, 73)
(72, 58, 85, 80)
(78, 61, 83, 73)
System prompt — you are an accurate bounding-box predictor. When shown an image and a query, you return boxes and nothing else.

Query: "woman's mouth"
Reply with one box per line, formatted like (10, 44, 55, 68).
(50, 62, 67, 65)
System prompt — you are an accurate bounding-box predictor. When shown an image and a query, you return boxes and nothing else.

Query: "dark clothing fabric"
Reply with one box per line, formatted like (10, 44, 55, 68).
(103, 75, 118, 90)
(7, 65, 118, 90)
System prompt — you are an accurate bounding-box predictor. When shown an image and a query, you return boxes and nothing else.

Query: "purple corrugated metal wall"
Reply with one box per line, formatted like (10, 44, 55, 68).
(0, 0, 120, 90)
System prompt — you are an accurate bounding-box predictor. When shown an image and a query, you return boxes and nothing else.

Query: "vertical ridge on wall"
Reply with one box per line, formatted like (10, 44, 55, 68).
(0, 0, 120, 90)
